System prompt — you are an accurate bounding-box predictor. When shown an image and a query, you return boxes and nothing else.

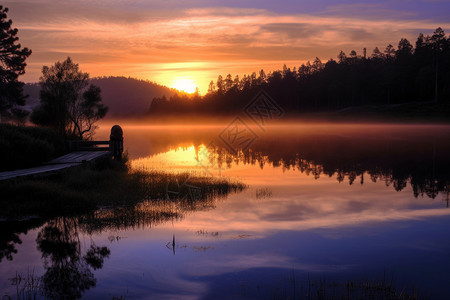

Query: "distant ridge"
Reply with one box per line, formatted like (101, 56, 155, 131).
(24, 76, 175, 117)
(90, 77, 175, 117)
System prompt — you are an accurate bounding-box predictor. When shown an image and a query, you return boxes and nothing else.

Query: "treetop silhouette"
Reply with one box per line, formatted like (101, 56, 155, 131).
(149, 28, 450, 118)
(0, 5, 32, 123)
(31, 57, 108, 139)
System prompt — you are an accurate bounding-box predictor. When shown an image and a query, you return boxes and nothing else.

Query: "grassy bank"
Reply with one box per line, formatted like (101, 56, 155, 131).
(0, 124, 66, 171)
(0, 156, 245, 220)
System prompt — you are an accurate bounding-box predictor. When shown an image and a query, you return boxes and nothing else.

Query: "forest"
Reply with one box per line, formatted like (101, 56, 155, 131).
(149, 28, 450, 117)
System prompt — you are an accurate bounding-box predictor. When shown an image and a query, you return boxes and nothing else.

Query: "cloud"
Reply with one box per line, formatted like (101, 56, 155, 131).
(259, 22, 320, 40)
(4, 0, 449, 91)
(321, 3, 417, 20)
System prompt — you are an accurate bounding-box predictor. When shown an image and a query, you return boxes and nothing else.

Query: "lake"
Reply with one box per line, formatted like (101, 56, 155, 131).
(1, 122, 450, 299)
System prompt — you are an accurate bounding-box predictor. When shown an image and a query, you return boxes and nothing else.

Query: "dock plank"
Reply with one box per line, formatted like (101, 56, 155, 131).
(0, 151, 110, 181)
(47, 151, 109, 164)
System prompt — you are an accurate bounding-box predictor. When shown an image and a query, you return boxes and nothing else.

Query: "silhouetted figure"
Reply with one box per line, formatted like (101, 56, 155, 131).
(109, 125, 123, 161)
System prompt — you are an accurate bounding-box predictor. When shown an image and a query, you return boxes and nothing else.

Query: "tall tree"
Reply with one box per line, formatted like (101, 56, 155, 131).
(415, 33, 426, 50)
(31, 57, 108, 139)
(225, 74, 233, 92)
(430, 27, 446, 102)
(0, 5, 32, 122)
(233, 75, 240, 88)
(371, 47, 383, 59)
(430, 27, 446, 50)
(397, 38, 413, 57)
(311, 57, 323, 73)
(337, 50, 347, 63)
(207, 80, 215, 94)
(384, 44, 396, 60)
(216, 75, 224, 95)
(258, 69, 266, 84)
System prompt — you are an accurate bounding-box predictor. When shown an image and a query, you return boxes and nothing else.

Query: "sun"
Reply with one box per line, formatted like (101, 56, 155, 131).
(172, 78, 198, 94)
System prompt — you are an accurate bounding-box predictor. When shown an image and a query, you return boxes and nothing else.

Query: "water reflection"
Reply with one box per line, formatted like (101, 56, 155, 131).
(0, 219, 43, 263)
(0, 175, 244, 298)
(77, 197, 213, 233)
(2, 123, 450, 298)
(37, 217, 110, 299)
(0, 224, 23, 263)
(124, 124, 450, 199)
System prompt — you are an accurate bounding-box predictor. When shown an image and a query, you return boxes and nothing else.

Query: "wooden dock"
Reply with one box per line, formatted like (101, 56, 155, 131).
(0, 151, 110, 181)
(0, 125, 124, 182)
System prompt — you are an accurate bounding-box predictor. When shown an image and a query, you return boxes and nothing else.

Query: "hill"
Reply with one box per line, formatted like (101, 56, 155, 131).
(24, 77, 175, 117)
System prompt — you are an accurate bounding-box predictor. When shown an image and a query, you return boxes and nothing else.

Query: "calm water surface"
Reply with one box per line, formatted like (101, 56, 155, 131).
(1, 122, 450, 299)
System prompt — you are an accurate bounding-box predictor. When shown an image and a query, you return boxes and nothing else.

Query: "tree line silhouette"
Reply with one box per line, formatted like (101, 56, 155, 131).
(149, 28, 450, 116)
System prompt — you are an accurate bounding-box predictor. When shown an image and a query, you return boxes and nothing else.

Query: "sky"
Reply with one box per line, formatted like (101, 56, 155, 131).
(4, 0, 450, 94)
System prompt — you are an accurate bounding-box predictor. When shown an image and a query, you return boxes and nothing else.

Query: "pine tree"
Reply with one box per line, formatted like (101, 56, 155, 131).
(0, 5, 32, 122)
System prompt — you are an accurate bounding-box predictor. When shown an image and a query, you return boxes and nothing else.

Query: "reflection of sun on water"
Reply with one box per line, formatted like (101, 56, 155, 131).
(130, 144, 276, 180)
(130, 144, 256, 175)
(131, 145, 201, 172)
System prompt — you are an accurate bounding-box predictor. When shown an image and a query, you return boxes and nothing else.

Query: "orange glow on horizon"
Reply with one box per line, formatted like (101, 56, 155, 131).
(171, 78, 198, 94)
(11, 1, 448, 92)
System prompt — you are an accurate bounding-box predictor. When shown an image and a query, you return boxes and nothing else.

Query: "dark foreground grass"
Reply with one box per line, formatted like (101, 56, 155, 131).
(0, 156, 245, 220)
(0, 124, 66, 171)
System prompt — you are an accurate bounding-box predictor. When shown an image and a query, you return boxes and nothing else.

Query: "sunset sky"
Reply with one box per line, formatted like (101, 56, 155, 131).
(5, 0, 450, 94)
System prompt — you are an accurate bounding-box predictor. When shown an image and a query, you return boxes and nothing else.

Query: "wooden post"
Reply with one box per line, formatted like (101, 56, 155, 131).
(109, 125, 124, 161)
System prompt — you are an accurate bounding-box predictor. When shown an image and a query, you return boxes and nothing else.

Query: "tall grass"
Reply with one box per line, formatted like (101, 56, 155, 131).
(0, 155, 245, 220)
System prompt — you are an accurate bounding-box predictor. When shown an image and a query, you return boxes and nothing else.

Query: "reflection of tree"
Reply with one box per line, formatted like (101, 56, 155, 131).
(201, 129, 450, 199)
(36, 217, 110, 299)
(130, 124, 449, 200)
(1, 174, 243, 276)
(0, 219, 44, 263)
(0, 230, 21, 262)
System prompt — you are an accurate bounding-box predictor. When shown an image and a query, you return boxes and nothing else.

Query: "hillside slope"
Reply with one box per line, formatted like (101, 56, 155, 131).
(24, 77, 174, 117)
